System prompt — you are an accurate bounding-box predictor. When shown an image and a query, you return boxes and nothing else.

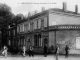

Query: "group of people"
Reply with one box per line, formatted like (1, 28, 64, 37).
(1, 45, 70, 58)
(43, 44, 70, 58)
(18, 45, 70, 58)
(22, 45, 34, 57)
(55, 45, 70, 59)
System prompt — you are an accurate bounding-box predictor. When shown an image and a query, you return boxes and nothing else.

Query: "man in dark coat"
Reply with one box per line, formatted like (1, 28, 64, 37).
(44, 45, 47, 57)
(65, 45, 70, 58)
(29, 45, 34, 57)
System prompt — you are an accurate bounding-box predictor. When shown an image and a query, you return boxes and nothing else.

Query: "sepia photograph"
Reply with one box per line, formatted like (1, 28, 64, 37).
(0, 0, 80, 60)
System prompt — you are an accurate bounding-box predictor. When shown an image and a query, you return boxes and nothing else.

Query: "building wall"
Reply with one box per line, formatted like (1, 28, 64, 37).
(49, 31, 55, 47)
(49, 30, 80, 54)
(49, 12, 80, 26)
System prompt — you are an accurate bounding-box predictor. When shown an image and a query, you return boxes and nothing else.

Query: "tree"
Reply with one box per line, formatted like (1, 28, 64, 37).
(12, 13, 24, 22)
(0, 3, 13, 24)
(0, 3, 14, 47)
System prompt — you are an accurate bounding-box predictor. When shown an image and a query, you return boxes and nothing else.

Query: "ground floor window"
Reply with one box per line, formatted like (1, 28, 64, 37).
(13, 39, 14, 46)
(20, 36, 25, 46)
(76, 37, 80, 49)
(18, 39, 20, 46)
(34, 35, 38, 46)
(38, 34, 43, 47)
(8, 40, 11, 46)
(34, 34, 43, 47)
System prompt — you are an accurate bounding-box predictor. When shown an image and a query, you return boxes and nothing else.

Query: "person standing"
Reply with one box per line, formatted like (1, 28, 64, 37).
(44, 45, 47, 57)
(55, 45, 59, 60)
(29, 45, 34, 57)
(22, 45, 26, 56)
(65, 45, 69, 58)
(3, 45, 8, 58)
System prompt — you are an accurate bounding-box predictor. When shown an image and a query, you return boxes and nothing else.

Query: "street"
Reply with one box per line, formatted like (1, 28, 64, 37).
(0, 55, 80, 60)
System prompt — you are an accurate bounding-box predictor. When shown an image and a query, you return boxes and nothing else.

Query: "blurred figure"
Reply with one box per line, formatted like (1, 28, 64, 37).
(29, 45, 34, 57)
(22, 45, 26, 56)
(55, 45, 59, 60)
(3, 45, 8, 58)
(65, 45, 70, 58)
(44, 45, 47, 57)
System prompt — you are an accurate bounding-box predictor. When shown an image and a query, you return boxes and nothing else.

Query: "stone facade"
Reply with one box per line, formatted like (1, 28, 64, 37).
(7, 8, 80, 54)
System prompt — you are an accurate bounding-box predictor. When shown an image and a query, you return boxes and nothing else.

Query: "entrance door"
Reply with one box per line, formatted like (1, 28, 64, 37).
(44, 38, 48, 46)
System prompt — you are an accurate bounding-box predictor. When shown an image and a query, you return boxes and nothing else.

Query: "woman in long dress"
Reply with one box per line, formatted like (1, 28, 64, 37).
(22, 46, 26, 56)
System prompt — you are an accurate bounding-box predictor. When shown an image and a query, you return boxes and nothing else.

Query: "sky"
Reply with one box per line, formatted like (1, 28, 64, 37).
(0, 0, 80, 16)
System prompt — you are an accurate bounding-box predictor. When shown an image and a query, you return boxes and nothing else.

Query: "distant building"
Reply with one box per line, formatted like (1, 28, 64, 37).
(7, 3, 80, 54)
(6, 22, 17, 52)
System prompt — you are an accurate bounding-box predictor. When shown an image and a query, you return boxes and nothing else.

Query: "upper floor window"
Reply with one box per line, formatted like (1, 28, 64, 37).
(44, 17, 48, 27)
(20, 23, 24, 32)
(13, 30, 15, 36)
(24, 22, 27, 32)
(38, 19, 41, 29)
(20, 24, 22, 32)
(34, 20, 37, 30)
(28, 22, 30, 31)
(8, 25, 10, 29)
(17, 25, 20, 33)
(22, 23, 24, 32)
(30, 20, 33, 31)
(9, 31, 10, 36)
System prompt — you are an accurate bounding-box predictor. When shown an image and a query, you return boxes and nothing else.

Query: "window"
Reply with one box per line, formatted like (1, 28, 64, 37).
(41, 19, 44, 29)
(38, 19, 41, 29)
(24, 22, 26, 32)
(32, 20, 34, 31)
(8, 40, 11, 46)
(24, 22, 28, 32)
(44, 17, 48, 27)
(8, 25, 10, 29)
(9, 31, 10, 36)
(20, 24, 22, 32)
(34, 35, 38, 46)
(13, 30, 15, 36)
(26, 23, 28, 32)
(23, 39, 25, 45)
(34, 34, 43, 47)
(18, 40, 20, 46)
(76, 37, 80, 49)
(17, 25, 19, 33)
(38, 34, 42, 47)
(30, 21, 33, 31)
(41, 38, 43, 47)
(20, 24, 24, 32)
(28, 22, 30, 31)
(13, 39, 14, 46)
(34, 20, 37, 29)
(22, 23, 24, 32)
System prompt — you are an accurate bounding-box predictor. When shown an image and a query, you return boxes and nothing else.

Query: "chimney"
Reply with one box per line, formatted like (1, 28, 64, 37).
(75, 5, 78, 14)
(63, 2, 67, 12)
(41, 7, 45, 12)
(34, 10, 37, 14)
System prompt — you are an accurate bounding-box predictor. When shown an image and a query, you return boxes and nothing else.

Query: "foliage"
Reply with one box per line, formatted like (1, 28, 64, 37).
(12, 13, 24, 23)
(0, 3, 14, 28)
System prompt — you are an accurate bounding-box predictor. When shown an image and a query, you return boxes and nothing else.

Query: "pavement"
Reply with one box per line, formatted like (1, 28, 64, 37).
(0, 55, 80, 60)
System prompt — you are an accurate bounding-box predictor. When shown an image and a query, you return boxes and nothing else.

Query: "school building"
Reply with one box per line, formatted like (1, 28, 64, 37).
(7, 3, 80, 54)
